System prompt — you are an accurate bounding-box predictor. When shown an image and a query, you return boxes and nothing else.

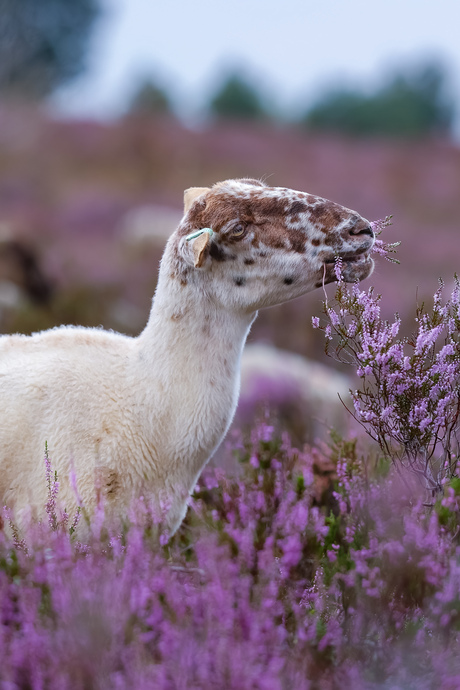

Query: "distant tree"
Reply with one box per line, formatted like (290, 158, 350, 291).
(303, 61, 454, 138)
(128, 78, 173, 117)
(209, 72, 268, 121)
(0, 0, 100, 99)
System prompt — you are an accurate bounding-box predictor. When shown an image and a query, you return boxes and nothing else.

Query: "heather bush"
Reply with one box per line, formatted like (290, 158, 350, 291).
(314, 261, 460, 497)
(1, 426, 460, 688)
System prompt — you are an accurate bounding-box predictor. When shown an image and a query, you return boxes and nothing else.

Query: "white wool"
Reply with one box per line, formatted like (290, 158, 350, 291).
(0, 178, 374, 534)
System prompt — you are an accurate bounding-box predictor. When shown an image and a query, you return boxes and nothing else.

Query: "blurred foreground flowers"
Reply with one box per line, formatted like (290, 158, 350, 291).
(1, 429, 460, 689)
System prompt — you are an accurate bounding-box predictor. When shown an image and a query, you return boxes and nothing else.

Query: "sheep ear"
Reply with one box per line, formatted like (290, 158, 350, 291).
(184, 187, 210, 213)
(192, 231, 211, 268)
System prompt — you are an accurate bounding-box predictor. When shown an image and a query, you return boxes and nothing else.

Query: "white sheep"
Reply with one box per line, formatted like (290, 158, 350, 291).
(118, 204, 183, 252)
(0, 178, 374, 533)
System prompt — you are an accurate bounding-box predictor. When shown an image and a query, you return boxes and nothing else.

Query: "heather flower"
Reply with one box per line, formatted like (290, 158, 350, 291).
(249, 454, 260, 468)
(45, 444, 60, 531)
(370, 215, 400, 263)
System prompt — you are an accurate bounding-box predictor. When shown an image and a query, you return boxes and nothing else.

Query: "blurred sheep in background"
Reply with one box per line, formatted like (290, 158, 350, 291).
(0, 222, 53, 326)
(118, 204, 182, 254)
(236, 343, 352, 446)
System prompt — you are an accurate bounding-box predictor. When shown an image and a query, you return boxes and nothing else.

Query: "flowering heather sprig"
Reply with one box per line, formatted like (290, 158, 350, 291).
(45, 443, 59, 530)
(2, 507, 28, 552)
(44, 444, 81, 535)
(314, 269, 460, 493)
(68, 507, 81, 535)
(370, 215, 400, 264)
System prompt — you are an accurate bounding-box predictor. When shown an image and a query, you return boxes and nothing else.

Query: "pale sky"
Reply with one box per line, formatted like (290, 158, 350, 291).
(53, 0, 460, 126)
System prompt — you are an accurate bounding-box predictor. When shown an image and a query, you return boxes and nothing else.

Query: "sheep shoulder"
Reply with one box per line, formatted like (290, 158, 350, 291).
(0, 324, 134, 355)
(0, 326, 144, 426)
(0, 326, 151, 516)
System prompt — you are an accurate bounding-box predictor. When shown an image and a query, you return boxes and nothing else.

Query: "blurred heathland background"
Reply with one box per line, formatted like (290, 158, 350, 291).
(0, 0, 459, 441)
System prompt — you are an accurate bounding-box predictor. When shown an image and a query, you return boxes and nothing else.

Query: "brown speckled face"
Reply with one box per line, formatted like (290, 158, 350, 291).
(176, 179, 374, 311)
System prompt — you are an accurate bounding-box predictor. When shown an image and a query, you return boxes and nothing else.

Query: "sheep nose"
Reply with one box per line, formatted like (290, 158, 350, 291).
(349, 218, 374, 237)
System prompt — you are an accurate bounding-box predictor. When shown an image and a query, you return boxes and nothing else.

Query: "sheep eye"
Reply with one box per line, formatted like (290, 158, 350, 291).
(231, 223, 246, 238)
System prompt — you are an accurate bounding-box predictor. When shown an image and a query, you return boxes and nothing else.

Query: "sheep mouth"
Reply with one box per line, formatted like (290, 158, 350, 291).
(323, 249, 371, 265)
(323, 249, 374, 284)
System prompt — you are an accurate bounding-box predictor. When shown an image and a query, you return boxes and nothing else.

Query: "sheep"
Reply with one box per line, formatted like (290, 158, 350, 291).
(0, 225, 54, 329)
(118, 204, 183, 252)
(0, 225, 54, 308)
(0, 178, 375, 534)
(235, 343, 352, 446)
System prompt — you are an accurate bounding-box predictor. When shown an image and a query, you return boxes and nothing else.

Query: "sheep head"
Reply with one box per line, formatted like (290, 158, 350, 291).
(173, 178, 375, 313)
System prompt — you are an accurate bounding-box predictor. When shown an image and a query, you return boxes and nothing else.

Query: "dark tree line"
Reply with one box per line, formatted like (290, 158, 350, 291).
(129, 61, 455, 139)
(302, 62, 454, 138)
